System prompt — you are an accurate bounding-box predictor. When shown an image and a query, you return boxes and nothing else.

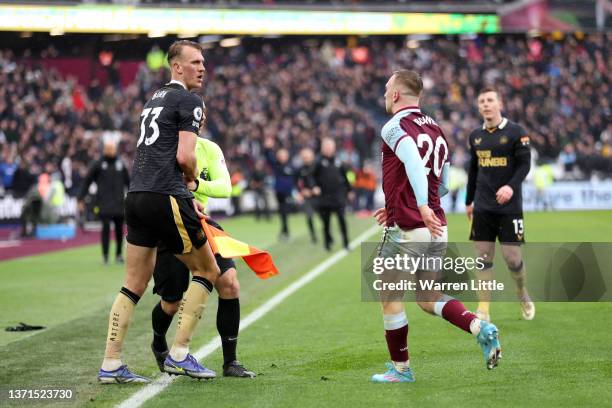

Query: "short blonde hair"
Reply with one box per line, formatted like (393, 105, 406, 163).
(167, 40, 202, 64)
(393, 69, 423, 97)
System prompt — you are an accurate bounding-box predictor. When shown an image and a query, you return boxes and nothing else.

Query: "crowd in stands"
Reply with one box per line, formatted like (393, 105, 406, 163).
(98, 1, 510, 5)
(0, 33, 610, 200)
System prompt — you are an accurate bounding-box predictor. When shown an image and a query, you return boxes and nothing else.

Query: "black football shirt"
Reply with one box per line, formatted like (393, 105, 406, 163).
(466, 118, 531, 214)
(129, 82, 203, 199)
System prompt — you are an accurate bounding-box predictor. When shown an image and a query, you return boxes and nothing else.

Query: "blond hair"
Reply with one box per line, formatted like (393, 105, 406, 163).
(393, 69, 423, 97)
(167, 40, 202, 64)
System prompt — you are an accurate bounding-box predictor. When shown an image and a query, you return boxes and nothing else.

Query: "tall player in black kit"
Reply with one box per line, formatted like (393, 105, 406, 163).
(466, 86, 535, 323)
(98, 41, 220, 383)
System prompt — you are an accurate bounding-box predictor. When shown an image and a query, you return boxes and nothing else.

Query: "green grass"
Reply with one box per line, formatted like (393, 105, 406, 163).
(0, 211, 611, 407)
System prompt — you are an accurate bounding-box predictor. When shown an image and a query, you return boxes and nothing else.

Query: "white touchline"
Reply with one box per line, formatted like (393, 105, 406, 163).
(116, 224, 380, 408)
(5, 228, 308, 348)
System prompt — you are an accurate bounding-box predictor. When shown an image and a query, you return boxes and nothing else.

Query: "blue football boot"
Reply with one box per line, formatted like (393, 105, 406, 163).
(371, 363, 415, 383)
(163, 353, 216, 379)
(477, 321, 502, 369)
(98, 365, 151, 384)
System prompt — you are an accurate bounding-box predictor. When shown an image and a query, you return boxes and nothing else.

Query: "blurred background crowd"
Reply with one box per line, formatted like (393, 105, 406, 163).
(1, 33, 610, 206)
(83, 1, 514, 5)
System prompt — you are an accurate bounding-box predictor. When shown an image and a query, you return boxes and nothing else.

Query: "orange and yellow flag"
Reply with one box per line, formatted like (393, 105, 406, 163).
(201, 220, 279, 279)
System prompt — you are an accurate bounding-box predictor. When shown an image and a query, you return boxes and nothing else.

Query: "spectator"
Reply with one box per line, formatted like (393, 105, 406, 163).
(0, 151, 18, 192)
(559, 143, 578, 178)
(353, 161, 377, 213)
(448, 166, 468, 213)
(250, 159, 271, 221)
(263, 137, 296, 241)
(20, 182, 43, 238)
(78, 140, 130, 264)
(230, 164, 247, 215)
(296, 147, 318, 244)
(312, 138, 352, 251)
(0, 32, 609, 206)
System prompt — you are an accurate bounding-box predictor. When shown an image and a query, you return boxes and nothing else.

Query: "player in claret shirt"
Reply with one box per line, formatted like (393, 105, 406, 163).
(371, 70, 501, 383)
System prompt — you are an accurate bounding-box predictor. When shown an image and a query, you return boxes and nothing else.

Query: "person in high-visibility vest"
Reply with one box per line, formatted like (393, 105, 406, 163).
(230, 166, 246, 216)
(150, 103, 256, 378)
(146, 45, 167, 71)
(534, 163, 554, 211)
(448, 166, 468, 213)
(44, 171, 66, 223)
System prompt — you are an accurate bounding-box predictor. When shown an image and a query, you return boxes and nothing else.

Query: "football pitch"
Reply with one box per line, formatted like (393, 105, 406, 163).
(1, 211, 611, 407)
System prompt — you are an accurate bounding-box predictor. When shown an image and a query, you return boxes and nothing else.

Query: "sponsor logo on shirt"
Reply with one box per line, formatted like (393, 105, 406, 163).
(477, 150, 507, 167)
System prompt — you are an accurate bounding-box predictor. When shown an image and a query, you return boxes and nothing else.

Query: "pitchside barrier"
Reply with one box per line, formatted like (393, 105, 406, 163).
(0, 181, 611, 224)
(437, 181, 612, 213)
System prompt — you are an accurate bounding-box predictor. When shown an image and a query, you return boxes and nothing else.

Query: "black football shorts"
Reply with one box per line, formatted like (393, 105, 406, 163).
(125, 192, 207, 254)
(152, 219, 236, 302)
(470, 210, 525, 244)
